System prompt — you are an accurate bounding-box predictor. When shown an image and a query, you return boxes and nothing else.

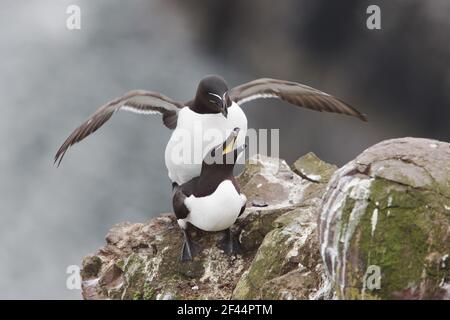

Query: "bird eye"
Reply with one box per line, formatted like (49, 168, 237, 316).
(209, 99, 221, 107)
(208, 92, 223, 106)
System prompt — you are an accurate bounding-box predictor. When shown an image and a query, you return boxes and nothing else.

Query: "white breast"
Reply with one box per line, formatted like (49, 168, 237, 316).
(179, 180, 247, 232)
(164, 102, 247, 185)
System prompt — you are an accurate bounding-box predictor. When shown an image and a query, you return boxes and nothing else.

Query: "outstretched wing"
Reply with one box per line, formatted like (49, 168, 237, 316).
(54, 90, 183, 166)
(229, 78, 367, 122)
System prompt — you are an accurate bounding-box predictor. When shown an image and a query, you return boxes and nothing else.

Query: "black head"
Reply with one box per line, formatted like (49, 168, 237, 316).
(194, 75, 232, 118)
(201, 128, 246, 175)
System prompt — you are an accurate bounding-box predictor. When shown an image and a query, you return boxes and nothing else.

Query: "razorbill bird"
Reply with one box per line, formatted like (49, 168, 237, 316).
(172, 128, 247, 261)
(54, 75, 367, 185)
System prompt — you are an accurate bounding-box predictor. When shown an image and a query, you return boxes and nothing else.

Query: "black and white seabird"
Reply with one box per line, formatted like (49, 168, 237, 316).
(172, 128, 246, 261)
(54, 75, 367, 185)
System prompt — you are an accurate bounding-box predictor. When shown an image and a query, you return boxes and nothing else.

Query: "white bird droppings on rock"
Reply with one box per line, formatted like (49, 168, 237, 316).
(371, 208, 379, 237)
(442, 254, 449, 268)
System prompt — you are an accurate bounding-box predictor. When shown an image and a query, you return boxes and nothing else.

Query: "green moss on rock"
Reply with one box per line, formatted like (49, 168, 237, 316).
(292, 152, 338, 183)
(320, 138, 450, 300)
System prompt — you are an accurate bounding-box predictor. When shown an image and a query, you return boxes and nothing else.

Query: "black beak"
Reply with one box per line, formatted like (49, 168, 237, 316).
(221, 100, 228, 118)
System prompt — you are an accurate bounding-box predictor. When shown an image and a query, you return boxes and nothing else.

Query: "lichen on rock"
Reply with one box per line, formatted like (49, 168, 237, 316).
(80, 138, 450, 300)
(81, 153, 335, 300)
(232, 153, 337, 300)
(319, 138, 450, 300)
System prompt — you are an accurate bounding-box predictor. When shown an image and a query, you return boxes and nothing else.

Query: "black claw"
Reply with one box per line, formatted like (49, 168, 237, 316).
(217, 228, 242, 255)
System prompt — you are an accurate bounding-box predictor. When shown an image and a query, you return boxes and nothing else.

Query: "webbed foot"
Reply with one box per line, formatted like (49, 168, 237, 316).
(181, 229, 202, 261)
(217, 228, 241, 255)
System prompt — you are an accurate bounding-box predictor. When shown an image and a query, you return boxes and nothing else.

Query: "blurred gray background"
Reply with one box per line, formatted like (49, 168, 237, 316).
(1, 0, 449, 299)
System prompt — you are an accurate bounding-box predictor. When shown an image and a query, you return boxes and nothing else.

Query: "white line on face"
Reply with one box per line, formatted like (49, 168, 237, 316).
(208, 92, 223, 101)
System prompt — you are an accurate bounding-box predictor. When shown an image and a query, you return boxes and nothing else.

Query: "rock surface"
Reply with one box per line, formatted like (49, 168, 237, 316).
(81, 137, 450, 300)
(233, 153, 336, 300)
(319, 138, 450, 300)
(81, 153, 335, 300)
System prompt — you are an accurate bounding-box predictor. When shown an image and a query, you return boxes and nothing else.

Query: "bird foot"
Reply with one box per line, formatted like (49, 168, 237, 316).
(217, 229, 242, 255)
(181, 239, 202, 262)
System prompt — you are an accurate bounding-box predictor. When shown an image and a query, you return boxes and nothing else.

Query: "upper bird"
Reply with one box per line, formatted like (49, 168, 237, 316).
(55, 75, 367, 184)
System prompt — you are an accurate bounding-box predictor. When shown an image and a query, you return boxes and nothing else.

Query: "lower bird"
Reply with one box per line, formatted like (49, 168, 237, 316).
(54, 75, 367, 186)
(172, 128, 246, 261)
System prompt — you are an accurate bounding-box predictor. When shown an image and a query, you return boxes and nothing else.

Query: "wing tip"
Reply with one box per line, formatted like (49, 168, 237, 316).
(53, 152, 63, 167)
(335, 98, 368, 123)
(54, 144, 69, 167)
(358, 113, 369, 122)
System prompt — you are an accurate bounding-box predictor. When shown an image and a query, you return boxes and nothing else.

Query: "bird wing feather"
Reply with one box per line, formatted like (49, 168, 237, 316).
(229, 78, 367, 122)
(172, 180, 198, 220)
(54, 90, 183, 166)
